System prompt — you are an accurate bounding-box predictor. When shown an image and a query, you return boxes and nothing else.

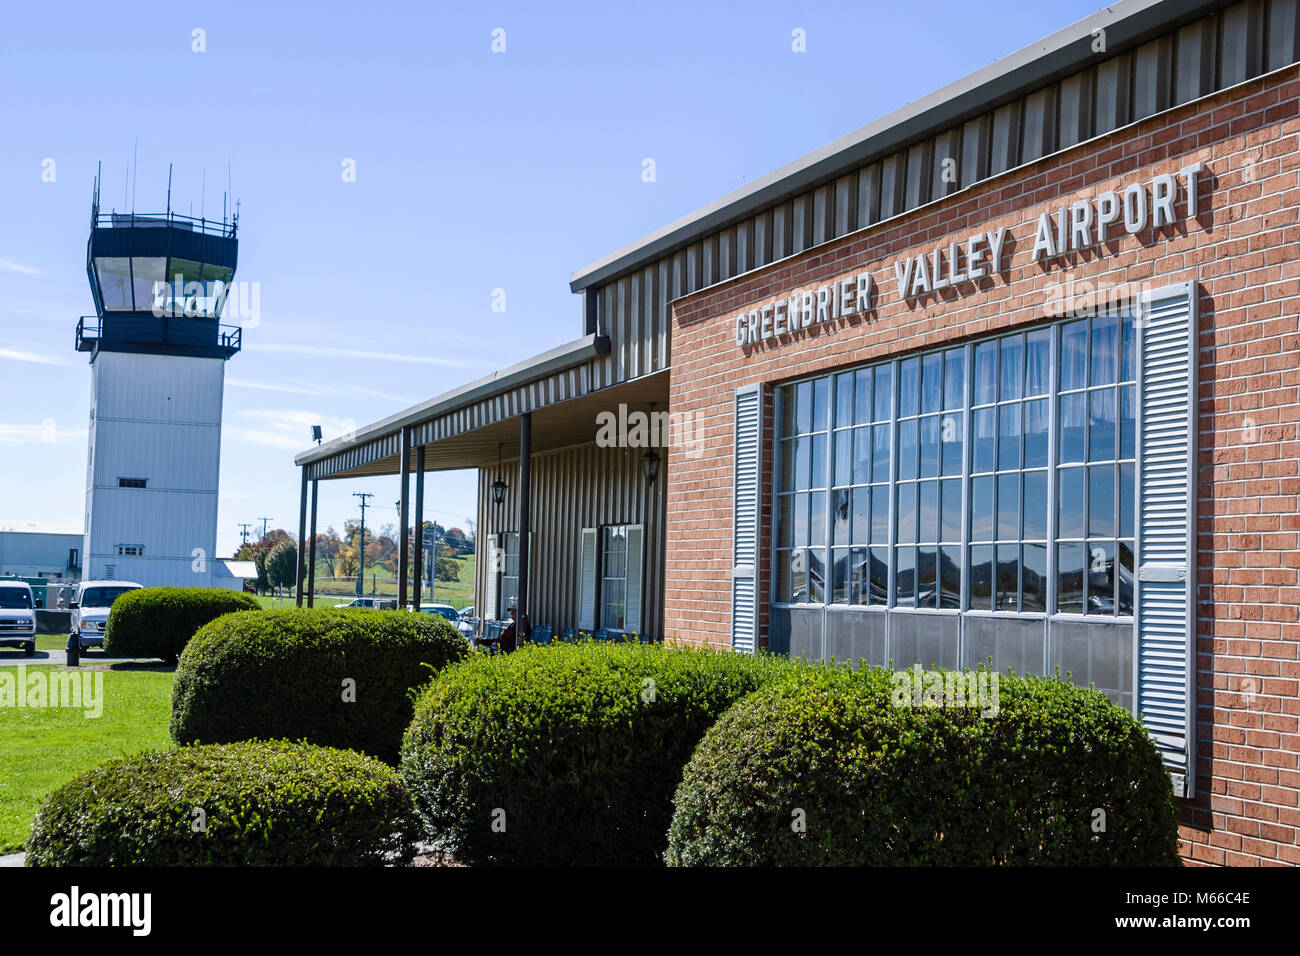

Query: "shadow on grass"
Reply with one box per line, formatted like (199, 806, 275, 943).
(107, 661, 177, 673)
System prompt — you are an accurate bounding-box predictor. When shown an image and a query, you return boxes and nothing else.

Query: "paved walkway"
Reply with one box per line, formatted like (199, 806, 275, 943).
(0, 649, 146, 667)
(0, 853, 25, 867)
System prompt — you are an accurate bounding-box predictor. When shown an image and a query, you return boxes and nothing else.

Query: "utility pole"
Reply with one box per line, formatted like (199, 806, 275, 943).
(258, 517, 273, 542)
(353, 492, 373, 597)
(238, 523, 252, 547)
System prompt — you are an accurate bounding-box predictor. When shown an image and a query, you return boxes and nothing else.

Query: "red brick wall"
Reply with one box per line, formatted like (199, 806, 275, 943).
(664, 66, 1300, 864)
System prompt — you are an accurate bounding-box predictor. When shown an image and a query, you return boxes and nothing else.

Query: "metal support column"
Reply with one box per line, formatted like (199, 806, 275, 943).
(295, 467, 308, 606)
(307, 479, 318, 608)
(398, 427, 411, 611)
(412, 445, 425, 610)
(518, 412, 532, 621)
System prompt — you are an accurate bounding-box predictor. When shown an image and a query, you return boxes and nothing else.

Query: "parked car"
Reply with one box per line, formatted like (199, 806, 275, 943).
(333, 597, 394, 610)
(414, 602, 480, 638)
(416, 603, 460, 623)
(0, 581, 37, 656)
(70, 580, 143, 653)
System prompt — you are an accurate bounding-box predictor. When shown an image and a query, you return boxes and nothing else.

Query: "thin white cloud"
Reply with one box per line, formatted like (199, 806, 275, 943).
(227, 377, 328, 396)
(224, 426, 309, 451)
(247, 342, 491, 369)
(238, 409, 352, 429)
(0, 258, 43, 276)
(0, 422, 87, 444)
(345, 383, 415, 404)
(0, 347, 72, 367)
(231, 410, 359, 450)
(226, 378, 412, 404)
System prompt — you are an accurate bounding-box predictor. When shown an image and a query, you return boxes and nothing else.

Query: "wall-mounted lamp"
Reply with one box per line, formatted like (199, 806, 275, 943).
(641, 402, 661, 485)
(491, 442, 508, 505)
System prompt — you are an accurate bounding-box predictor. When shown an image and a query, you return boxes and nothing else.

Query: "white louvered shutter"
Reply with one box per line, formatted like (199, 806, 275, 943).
(578, 528, 597, 630)
(625, 525, 644, 635)
(483, 533, 501, 620)
(732, 385, 763, 652)
(1136, 284, 1198, 797)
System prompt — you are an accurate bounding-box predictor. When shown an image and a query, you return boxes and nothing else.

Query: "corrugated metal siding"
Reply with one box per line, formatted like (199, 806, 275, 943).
(474, 441, 666, 637)
(1137, 286, 1198, 796)
(579, 0, 1295, 344)
(86, 352, 222, 587)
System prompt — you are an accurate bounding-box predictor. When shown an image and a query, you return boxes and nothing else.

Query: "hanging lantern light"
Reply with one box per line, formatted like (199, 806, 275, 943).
(491, 442, 508, 505)
(641, 402, 661, 485)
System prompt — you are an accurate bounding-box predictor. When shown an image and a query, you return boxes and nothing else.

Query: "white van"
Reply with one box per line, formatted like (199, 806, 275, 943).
(70, 580, 143, 653)
(0, 582, 37, 656)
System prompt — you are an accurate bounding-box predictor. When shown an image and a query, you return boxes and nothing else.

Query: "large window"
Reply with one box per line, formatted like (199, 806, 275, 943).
(499, 532, 520, 615)
(775, 313, 1135, 619)
(600, 525, 628, 630)
(1055, 313, 1136, 616)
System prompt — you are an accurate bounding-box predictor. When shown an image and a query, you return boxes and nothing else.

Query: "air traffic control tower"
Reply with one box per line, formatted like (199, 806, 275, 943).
(76, 176, 241, 586)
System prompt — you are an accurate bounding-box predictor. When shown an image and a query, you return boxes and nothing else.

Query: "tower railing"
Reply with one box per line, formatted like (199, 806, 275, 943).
(76, 315, 243, 357)
(93, 209, 237, 239)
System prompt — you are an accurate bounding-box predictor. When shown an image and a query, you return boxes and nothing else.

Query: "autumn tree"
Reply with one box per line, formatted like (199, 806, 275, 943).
(315, 527, 342, 576)
(337, 541, 360, 578)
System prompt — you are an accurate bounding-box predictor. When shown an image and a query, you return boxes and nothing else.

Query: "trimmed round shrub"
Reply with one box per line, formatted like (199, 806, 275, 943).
(171, 608, 468, 763)
(400, 641, 797, 866)
(104, 587, 260, 662)
(665, 666, 1182, 866)
(25, 740, 421, 866)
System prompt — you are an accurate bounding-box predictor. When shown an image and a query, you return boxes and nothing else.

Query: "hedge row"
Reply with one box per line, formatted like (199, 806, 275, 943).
(399, 641, 798, 866)
(41, 602, 1180, 867)
(171, 608, 467, 763)
(665, 666, 1181, 866)
(26, 741, 421, 867)
(104, 587, 260, 662)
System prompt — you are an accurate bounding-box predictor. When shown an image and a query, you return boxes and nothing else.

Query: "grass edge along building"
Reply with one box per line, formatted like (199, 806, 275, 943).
(296, 0, 1300, 865)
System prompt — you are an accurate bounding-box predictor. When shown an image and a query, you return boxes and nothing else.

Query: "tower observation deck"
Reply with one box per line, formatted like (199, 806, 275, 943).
(76, 180, 241, 360)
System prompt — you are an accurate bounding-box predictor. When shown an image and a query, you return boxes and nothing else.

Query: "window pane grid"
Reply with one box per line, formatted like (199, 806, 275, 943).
(775, 313, 1135, 620)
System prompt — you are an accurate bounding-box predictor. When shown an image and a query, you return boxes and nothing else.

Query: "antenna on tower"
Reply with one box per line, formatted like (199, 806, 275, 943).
(131, 138, 138, 213)
(201, 169, 206, 221)
(91, 161, 101, 228)
(166, 163, 173, 216)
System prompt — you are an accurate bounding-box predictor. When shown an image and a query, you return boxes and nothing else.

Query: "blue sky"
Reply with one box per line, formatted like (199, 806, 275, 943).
(0, 0, 1103, 556)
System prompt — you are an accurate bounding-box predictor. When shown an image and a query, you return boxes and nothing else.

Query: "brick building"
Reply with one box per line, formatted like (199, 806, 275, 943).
(299, 0, 1300, 864)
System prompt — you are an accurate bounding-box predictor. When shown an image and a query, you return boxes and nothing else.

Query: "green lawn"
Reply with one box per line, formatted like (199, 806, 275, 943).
(0, 664, 175, 853)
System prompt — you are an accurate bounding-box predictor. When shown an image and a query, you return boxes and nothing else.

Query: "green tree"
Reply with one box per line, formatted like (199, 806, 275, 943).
(266, 540, 298, 591)
(434, 555, 460, 582)
(252, 549, 271, 595)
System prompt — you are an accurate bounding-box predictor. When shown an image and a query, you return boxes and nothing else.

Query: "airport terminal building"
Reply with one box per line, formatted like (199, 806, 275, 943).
(298, 0, 1300, 864)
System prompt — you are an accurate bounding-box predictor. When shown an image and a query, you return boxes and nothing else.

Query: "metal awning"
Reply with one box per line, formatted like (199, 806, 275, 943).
(295, 331, 668, 481)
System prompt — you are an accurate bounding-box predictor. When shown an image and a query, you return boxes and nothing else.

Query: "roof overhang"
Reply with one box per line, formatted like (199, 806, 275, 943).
(305, 370, 669, 480)
(295, 333, 611, 469)
(567, 0, 1223, 292)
